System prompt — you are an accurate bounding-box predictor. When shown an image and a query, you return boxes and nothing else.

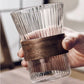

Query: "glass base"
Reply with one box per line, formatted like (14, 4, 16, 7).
(31, 70, 70, 83)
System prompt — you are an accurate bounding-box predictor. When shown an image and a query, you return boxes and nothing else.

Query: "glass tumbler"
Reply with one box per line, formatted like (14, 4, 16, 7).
(11, 2, 70, 83)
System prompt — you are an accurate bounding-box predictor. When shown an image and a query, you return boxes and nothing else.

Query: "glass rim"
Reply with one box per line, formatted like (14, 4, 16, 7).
(11, 2, 63, 15)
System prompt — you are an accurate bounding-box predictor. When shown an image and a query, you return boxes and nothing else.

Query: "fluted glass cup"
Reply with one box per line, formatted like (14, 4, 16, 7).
(11, 2, 70, 83)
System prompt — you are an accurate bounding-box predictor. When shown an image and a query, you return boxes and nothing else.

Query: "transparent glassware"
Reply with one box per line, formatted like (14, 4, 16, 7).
(11, 2, 70, 83)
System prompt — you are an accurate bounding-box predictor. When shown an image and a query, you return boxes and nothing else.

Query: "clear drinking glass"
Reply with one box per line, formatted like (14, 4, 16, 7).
(11, 2, 70, 83)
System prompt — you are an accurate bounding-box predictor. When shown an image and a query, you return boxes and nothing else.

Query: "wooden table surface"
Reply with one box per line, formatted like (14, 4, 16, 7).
(0, 67, 84, 84)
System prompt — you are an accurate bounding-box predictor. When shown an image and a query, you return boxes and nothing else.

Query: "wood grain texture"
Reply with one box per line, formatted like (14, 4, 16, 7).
(21, 33, 68, 61)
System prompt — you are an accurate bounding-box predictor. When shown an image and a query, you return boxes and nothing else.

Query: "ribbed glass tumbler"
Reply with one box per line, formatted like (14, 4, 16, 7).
(11, 2, 70, 83)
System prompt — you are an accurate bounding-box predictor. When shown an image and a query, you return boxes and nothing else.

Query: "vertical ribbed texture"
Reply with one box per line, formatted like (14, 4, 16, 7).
(11, 2, 70, 83)
(11, 3, 63, 39)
